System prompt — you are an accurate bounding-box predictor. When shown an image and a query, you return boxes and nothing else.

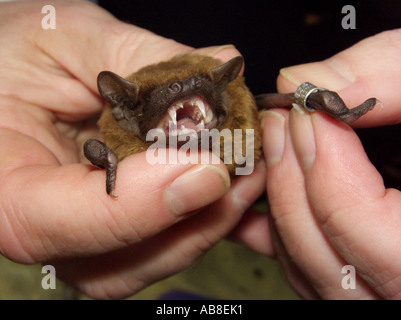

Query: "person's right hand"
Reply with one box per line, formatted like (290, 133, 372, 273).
(234, 29, 401, 299)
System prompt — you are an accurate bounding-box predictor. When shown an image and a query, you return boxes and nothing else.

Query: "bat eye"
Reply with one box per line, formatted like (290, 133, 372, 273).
(169, 82, 181, 93)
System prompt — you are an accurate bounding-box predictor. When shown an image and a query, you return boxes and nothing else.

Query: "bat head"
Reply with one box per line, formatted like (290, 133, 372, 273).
(97, 55, 243, 142)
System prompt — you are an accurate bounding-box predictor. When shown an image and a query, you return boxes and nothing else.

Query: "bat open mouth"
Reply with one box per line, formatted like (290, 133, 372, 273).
(156, 96, 215, 136)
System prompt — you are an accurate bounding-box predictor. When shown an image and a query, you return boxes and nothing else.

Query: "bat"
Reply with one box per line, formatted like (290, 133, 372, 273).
(84, 54, 377, 196)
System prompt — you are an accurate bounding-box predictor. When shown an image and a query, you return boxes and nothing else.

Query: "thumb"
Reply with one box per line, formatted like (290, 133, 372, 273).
(194, 44, 242, 62)
(0, 140, 231, 264)
(277, 29, 401, 127)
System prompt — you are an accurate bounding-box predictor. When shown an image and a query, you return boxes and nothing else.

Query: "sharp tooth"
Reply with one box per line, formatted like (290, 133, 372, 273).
(205, 109, 213, 123)
(196, 100, 206, 118)
(168, 108, 177, 123)
(176, 102, 184, 109)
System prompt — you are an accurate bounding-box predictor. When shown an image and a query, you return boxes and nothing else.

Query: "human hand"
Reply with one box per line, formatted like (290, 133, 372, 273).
(0, 0, 266, 299)
(236, 29, 401, 299)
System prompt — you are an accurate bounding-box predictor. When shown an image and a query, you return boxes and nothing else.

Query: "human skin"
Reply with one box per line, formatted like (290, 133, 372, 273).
(0, 0, 266, 299)
(235, 29, 401, 299)
(4, 0, 400, 301)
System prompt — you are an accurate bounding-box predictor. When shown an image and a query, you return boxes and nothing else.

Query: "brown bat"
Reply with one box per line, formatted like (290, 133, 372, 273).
(84, 54, 377, 196)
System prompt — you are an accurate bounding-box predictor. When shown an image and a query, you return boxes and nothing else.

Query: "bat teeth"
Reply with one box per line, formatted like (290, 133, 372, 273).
(163, 96, 214, 133)
(168, 107, 177, 124)
(205, 108, 213, 124)
(195, 99, 207, 119)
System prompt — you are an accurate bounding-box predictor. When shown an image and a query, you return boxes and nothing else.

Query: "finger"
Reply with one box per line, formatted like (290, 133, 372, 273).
(261, 109, 379, 299)
(1, 1, 241, 121)
(53, 159, 267, 299)
(31, 1, 240, 115)
(261, 109, 319, 298)
(291, 107, 401, 298)
(268, 215, 320, 300)
(0, 1, 106, 120)
(277, 29, 401, 127)
(0, 133, 231, 264)
(227, 160, 274, 256)
(194, 44, 244, 73)
(228, 207, 274, 256)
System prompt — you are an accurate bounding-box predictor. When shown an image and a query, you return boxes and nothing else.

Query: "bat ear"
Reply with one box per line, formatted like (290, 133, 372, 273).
(209, 56, 243, 86)
(97, 71, 140, 106)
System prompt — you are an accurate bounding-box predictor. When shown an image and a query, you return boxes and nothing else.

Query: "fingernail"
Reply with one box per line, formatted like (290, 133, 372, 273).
(208, 44, 236, 56)
(261, 111, 286, 167)
(280, 58, 355, 91)
(290, 104, 316, 171)
(164, 165, 230, 216)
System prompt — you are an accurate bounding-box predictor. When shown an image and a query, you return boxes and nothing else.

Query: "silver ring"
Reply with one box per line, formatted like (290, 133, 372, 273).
(294, 82, 326, 111)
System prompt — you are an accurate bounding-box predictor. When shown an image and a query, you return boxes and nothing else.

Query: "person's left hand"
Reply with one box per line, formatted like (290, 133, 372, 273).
(0, 0, 266, 299)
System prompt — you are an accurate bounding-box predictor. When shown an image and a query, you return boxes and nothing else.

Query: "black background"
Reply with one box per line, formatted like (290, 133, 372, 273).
(98, 0, 401, 189)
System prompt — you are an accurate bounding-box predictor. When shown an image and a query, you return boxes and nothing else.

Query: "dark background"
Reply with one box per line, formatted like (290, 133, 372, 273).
(98, 0, 401, 189)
